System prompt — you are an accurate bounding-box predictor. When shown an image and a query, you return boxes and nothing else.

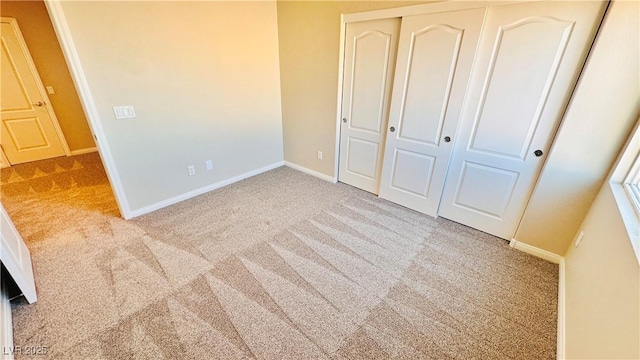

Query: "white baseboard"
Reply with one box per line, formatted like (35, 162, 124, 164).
(1, 282, 14, 360)
(128, 161, 284, 218)
(284, 161, 337, 183)
(509, 239, 563, 264)
(69, 147, 98, 156)
(557, 258, 566, 360)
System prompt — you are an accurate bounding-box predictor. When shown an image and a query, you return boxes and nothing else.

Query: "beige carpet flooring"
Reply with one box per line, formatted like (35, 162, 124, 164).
(1, 153, 558, 359)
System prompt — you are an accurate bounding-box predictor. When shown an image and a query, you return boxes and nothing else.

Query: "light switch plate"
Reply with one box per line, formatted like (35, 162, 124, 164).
(113, 105, 136, 119)
(46, 86, 55, 95)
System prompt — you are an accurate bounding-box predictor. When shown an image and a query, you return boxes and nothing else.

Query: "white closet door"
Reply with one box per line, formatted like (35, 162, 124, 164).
(338, 18, 400, 194)
(438, 1, 606, 239)
(378, 9, 485, 216)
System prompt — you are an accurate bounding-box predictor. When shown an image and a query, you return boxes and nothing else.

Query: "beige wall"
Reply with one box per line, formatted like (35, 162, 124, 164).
(277, 0, 432, 176)
(59, 1, 284, 211)
(515, 0, 640, 255)
(1, 0, 95, 152)
(563, 184, 640, 359)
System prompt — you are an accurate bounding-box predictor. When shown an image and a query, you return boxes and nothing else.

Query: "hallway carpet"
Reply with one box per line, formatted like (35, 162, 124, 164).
(1, 153, 558, 359)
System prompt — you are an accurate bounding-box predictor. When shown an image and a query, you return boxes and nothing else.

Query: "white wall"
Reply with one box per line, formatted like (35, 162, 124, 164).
(57, 1, 283, 212)
(515, 0, 640, 255)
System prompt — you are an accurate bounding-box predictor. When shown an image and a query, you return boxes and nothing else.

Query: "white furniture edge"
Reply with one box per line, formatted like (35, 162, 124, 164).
(284, 161, 337, 183)
(44, 0, 133, 219)
(129, 161, 285, 218)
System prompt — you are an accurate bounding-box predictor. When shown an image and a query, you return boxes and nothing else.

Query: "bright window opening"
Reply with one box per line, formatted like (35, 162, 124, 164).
(610, 117, 640, 264)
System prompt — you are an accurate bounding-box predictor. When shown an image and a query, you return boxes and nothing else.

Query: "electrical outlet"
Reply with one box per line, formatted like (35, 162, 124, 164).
(575, 230, 584, 248)
(205, 160, 213, 171)
(188, 165, 196, 176)
(317, 150, 323, 160)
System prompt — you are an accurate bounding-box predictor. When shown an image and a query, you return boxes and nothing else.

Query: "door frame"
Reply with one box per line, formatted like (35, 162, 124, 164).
(1, 17, 71, 161)
(333, 1, 538, 179)
(44, 1, 132, 219)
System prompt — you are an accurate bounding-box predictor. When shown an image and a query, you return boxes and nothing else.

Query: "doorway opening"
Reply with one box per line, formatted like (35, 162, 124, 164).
(1, 1, 121, 230)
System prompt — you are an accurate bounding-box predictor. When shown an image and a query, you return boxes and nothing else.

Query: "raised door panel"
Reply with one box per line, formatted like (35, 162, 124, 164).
(469, 17, 574, 160)
(4, 117, 51, 151)
(452, 162, 519, 218)
(389, 149, 436, 196)
(0, 19, 64, 165)
(1, 38, 32, 112)
(398, 25, 462, 145)
(349, 31, 391, 134)
(345, 138, 379, 179)
(378, 8, 485, 216)
(438, 1, 606, 239)
(339, 18, 400, 193)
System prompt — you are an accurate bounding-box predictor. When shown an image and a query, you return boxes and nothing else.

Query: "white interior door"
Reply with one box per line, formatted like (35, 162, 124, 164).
(0, 202, 37, 304)
(338, 18, 400, 194)
(378, 9, 485, 216)
(437, 1, 606, 239)
(0, 18, 66, 166)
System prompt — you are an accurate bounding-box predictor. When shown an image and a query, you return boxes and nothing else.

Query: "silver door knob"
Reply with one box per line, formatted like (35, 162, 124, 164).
(33, 101, 44, 107)
(389, 126, 395, 132)
(342, 118, 347, 123)
(444, 136, 451, 142)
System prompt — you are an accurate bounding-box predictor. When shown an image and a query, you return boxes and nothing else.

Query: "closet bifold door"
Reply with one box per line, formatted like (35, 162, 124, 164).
(378, 9, 485, 216)
(338, 18, 400, 194)
(437, 1, 607, 239)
